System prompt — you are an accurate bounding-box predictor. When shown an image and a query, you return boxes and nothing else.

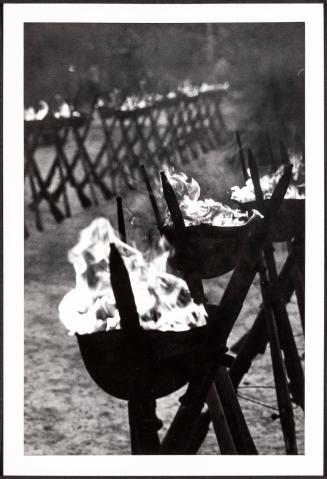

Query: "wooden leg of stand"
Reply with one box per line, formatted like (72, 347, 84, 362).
(206, 383, 237, 455)
(229, 248, 298, 390)
(287, 239, 305, 334)
(184, 271, 208, 305)
(184, 411, 211, 454)
(260, 264, 298, 455)
(128, 400, 141, 455)
(185, 369, 257, 455)
(229, 311, 268, 389)
(128, 395, 161, 455)
(265, 245, 304, 410)
(293, 264, 305, 334)
(26, 157, 44, 231)
(161, 403, 204, 454)
(216, 366, 258, 454)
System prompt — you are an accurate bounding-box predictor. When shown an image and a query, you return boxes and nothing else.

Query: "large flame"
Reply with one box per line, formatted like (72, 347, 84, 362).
(231, 153, 305, 203)
(58, 218, 207, 335)
(164, 170, 250, 227)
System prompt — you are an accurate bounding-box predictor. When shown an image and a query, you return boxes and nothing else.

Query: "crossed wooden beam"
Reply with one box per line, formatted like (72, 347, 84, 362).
(25, 90, 228, 234)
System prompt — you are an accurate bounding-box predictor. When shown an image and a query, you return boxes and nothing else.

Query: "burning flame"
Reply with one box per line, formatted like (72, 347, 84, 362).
(164, 170, 250, 227)
(97, 82, 228, 111)
(177, 80, 229, 97)
(58, 218, 207, 335)
(231, 153, 305, 203)
(24, 99, 81, 121)
(24, 101, 49, 121)
(54, 102, 73, 119)
(120, 94, 164, 111)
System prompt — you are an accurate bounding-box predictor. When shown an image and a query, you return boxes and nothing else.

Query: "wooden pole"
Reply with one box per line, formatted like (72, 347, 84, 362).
(258, 259, 298, 454)
(160, 171, 185, 232)
(215, 366, 258, 454)
(140, 165, 163, 229)
(116, 197, 126, 243)
(110, 197, 162, 455)
(248, 149, 304, 410)
(229, 247, 298, 389)
(236, 131, 249, 183)
(110, 244, 161, 454)
(160, 171, 206, 304)
(206, 383, 237, 454)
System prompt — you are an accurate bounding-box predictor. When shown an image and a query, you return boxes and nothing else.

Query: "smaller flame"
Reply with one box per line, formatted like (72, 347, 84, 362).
(24, 107, 36, 121)
(35, 101, 49, 121)
(164, 169, 250, 227)
(24, 101, 49, 121)
(59, 218, 207, 335)
(54, 102, 72, 119)
(97, 98, 105, 108)
(231, 153, 305, 203)
(119, 93, 163, 111)
(177, 81, 229, 97)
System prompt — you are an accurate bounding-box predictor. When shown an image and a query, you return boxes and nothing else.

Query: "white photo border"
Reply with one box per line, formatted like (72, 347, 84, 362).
(3, 3, 324, 476)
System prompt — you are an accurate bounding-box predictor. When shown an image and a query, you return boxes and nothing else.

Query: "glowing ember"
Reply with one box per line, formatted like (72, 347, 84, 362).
(58, 218, 207, 335)
(163, 170, 250, 227)
(231, 153, 305, 203)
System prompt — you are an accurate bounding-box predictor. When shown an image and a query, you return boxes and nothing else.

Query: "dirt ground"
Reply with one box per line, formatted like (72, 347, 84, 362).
(24, 129, 304, 455)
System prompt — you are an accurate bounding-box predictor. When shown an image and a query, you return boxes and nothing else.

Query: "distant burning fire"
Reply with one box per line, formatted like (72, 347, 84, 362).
(59, 218, 207, 335)
(231, 153, 305, 203)
(24, 100, 81, 121)
(177, 80, 229, 97)
(97, 82, 229, 111)
(163, 170, 250, 227)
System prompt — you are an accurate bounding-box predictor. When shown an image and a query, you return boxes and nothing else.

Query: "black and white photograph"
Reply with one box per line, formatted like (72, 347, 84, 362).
(3, 3, 324, 476)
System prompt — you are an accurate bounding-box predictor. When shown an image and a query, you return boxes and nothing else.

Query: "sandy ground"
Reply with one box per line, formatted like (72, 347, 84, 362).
(24, 95, 304, 455)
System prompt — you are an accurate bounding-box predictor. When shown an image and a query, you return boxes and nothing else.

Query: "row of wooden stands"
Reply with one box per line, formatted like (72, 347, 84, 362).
(24, 99, 111, 236)
(97, 89, 227, 180)
(76, 161, 295, 454)
(24, 89, 227, 236)
(227, 133, 305, 454)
